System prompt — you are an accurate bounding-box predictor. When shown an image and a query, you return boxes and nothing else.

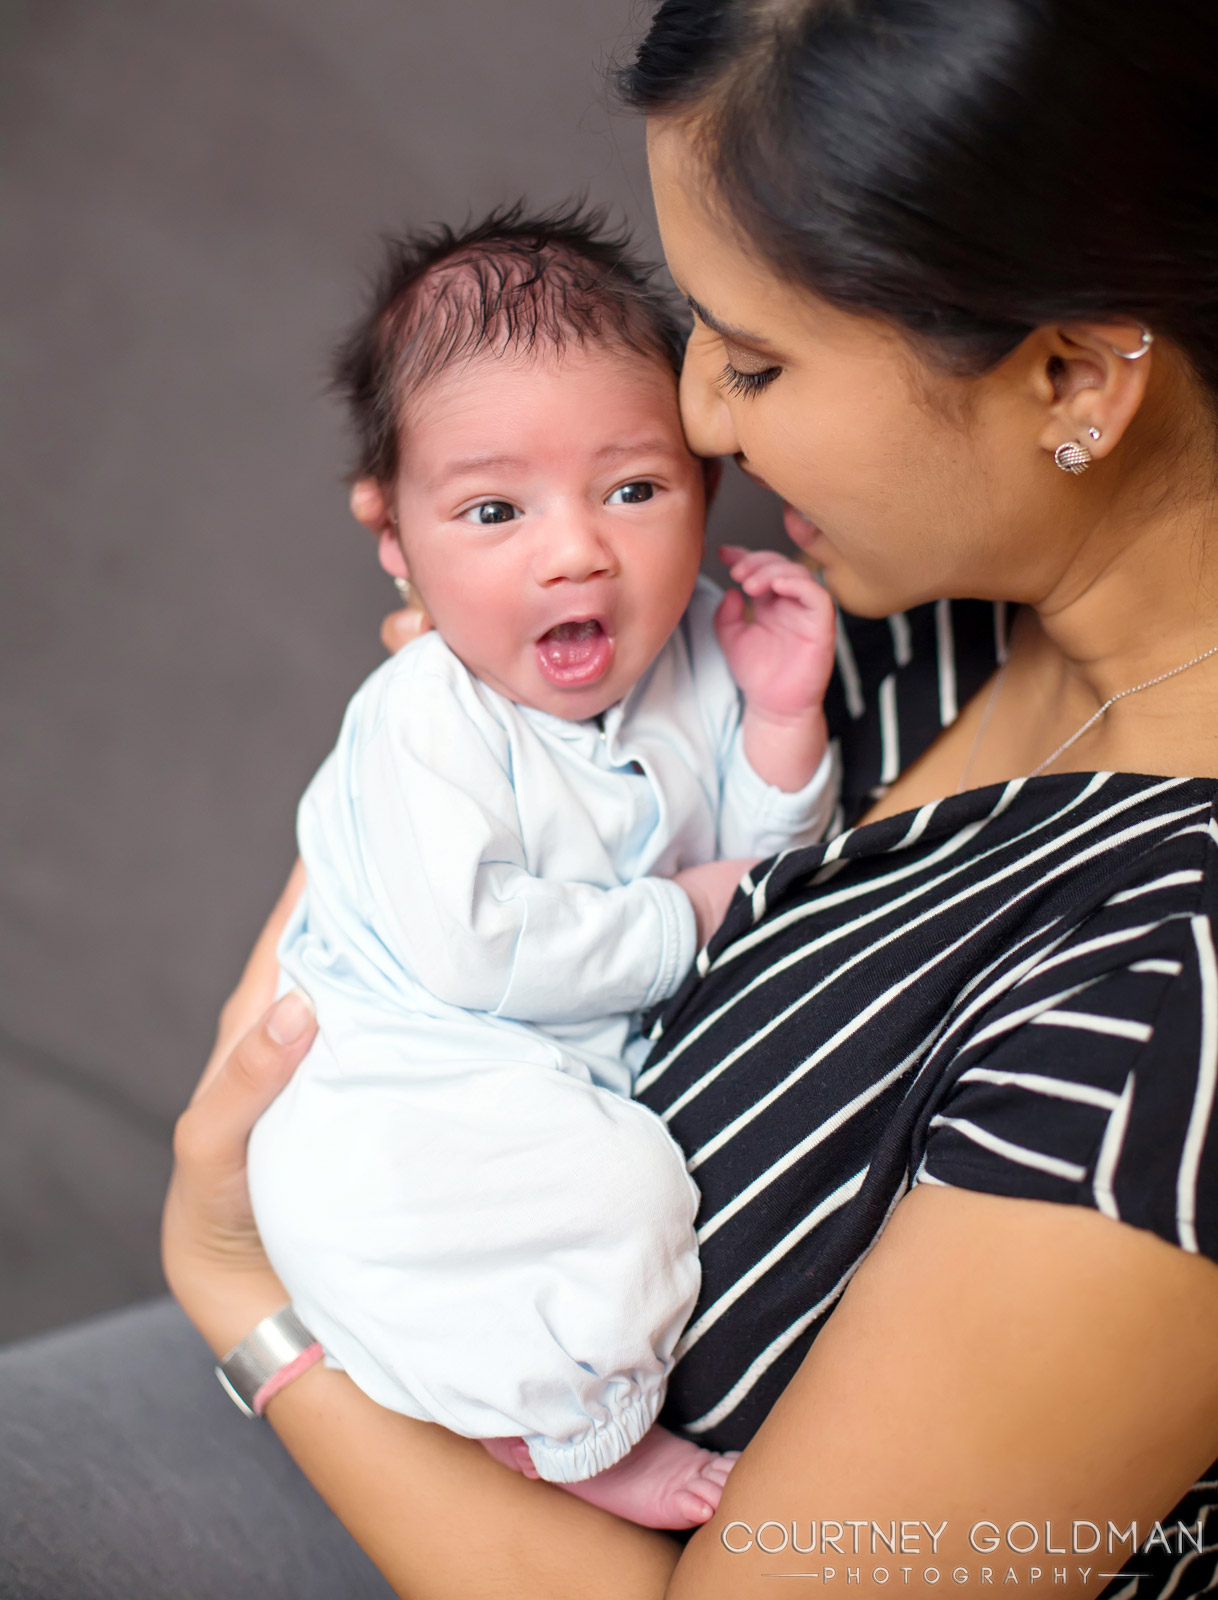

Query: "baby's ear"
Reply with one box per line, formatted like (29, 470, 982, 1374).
(376, 527, 409, 581)
(350, 478, 392, 534)
(352, 479, 408, 580)
(701, 456, 724, 507)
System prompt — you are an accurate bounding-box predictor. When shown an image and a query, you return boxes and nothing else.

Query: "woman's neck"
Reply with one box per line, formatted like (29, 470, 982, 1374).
(865, 421, 1218, 823)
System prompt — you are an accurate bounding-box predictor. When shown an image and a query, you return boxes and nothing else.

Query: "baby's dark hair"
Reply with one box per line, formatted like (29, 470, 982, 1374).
(332, 201, 689, 485)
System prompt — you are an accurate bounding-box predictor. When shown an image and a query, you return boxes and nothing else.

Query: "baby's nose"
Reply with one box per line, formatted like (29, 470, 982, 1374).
(534, 518, 615, 584)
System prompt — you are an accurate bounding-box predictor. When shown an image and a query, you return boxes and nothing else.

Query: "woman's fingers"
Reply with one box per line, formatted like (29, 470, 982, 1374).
(193, 860, 307, 1102)
(176, 991, 316, 1184)
(381, 606, 431, 655)
(165, 988, 312, 1345)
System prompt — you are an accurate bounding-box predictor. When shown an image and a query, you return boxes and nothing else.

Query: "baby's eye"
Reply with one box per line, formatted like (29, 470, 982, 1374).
(461, 500, 518, 525)
(606, 481, 655, 505)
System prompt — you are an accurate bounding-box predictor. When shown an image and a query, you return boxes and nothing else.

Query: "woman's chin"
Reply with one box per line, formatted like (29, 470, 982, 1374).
(814, 558, 926, 620)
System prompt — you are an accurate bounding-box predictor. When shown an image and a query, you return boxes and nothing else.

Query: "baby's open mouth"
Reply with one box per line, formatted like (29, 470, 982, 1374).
(535, 618, 613, 688)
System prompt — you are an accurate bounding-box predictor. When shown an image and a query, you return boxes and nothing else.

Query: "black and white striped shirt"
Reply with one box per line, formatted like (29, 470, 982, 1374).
(637, 600, 1218, 1598)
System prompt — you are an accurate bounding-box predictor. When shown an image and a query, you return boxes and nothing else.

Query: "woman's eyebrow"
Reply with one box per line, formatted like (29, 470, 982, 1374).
(685, 293, 772, 348)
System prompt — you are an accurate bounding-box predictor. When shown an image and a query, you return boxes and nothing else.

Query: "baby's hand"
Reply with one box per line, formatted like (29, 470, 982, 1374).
(672, 858, 760, 949)
(715, 544, 836, 721)
(715, 545, 836, 791)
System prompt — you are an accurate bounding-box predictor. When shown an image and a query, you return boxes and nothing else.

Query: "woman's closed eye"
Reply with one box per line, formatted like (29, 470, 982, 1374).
(460, 499, 519, 525)
(717, 360, 781, 399)
(605, 480, 657, 506)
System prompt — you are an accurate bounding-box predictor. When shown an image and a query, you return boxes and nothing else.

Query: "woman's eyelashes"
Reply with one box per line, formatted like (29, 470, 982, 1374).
(717, 360, 781, 399)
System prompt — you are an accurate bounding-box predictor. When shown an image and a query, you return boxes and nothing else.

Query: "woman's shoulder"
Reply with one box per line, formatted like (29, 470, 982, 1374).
(915, 786, 1218, 1263)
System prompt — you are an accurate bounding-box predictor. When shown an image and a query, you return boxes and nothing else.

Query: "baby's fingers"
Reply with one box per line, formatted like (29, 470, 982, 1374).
(713, 583, 748, 640)
(740, 559, 823, 607)
(719, 544, 785, 585)
(721, 544, 815, 595)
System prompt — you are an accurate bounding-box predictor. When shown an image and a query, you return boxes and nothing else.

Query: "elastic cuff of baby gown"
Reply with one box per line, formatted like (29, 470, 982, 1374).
(722, 736, 841, 857)
(639, 877, 699, 1009)
(521, 1384, 663, 1483)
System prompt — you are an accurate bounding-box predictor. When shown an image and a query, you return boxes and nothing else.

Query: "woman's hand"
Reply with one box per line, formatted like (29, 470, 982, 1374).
(163, 858, 316, 1356)
(162, 986, 318, 1359)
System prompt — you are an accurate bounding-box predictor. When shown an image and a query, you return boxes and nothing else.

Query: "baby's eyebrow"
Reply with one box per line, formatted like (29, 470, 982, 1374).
(428, 441, 680, 489)
(427, 452, 529, 489)
(593, 438, 683, 463)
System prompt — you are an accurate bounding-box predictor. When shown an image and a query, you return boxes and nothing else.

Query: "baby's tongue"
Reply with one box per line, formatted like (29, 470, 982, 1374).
(539, 618, 603, 670)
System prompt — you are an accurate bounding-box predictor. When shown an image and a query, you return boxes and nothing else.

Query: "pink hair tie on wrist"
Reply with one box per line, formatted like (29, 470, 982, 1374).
(215, 1305, 324, 1420)
(251, 1340, 324, 1416)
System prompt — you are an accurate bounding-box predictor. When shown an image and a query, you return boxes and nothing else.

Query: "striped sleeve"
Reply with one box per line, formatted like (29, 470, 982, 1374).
(916, 899, 1218, 1263)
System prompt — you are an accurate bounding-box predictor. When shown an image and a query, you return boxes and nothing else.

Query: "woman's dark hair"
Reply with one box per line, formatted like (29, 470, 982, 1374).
(332, 201, 687, 484)
(618, 0, 1218, 398)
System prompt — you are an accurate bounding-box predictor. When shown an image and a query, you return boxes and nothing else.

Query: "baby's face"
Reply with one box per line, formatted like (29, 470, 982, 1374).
(385, 344, 707, 721)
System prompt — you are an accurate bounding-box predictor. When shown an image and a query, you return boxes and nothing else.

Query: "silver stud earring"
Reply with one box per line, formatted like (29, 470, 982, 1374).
(1088, 426, 1102, 441)
(393, 575, 412, 603)
(1054, 439, 1093, 475)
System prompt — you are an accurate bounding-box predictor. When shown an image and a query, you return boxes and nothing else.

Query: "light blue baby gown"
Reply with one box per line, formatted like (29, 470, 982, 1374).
(248, 577, 837, 1482)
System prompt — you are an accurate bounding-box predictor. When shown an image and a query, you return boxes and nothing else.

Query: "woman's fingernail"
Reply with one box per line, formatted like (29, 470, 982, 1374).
(267, 988, 316, 1044)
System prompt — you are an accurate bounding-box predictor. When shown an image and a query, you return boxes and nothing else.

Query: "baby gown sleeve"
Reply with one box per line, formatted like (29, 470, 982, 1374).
(313, 648, 698, 1022)
(251, 642, 703, 1482)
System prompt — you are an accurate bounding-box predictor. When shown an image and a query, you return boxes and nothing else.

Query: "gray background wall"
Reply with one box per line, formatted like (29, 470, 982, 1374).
(1, 0, 781, 1344)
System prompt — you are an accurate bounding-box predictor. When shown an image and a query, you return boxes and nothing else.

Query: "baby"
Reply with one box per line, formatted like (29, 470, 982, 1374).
(248, 206, 838, 1529)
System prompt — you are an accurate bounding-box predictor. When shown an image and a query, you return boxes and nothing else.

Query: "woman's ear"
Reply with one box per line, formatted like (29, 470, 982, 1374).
(1030, 322, 1154, 462)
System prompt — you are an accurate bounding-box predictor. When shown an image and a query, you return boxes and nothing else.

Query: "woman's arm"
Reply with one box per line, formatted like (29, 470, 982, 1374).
(671, 1183, 1218, 1598)
(163, 1001, 682, 1600)
(165, 1000, 1218, 1599)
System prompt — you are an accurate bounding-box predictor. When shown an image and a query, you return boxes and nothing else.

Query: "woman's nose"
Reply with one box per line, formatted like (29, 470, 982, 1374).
(679, 326, 741, 459)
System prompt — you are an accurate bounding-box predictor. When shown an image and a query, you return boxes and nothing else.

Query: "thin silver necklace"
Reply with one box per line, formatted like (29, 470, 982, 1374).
(955, 643, 1218, 796)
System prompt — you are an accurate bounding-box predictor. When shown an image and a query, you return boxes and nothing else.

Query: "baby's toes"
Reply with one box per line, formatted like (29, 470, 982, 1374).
(682, 1454, 735, 1514)
(699, 1453, 738, 1489)
(675, 1489, 717, 1525)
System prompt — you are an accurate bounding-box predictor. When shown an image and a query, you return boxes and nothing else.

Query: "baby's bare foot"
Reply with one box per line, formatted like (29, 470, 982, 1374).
(559, 1424, 739, 1530)
(480, 1436, 540, 1479)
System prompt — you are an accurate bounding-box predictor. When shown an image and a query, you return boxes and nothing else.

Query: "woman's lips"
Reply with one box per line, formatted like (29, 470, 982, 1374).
(535, 618, 614, 688)
(733, 457, 824, 548)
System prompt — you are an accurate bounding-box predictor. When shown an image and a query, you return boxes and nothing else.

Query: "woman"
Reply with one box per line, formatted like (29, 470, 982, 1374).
(4, 1, 1217, 1595)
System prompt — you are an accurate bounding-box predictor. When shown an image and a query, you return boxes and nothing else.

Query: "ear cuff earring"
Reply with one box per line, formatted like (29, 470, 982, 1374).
(1109, 326, 1155, 361)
